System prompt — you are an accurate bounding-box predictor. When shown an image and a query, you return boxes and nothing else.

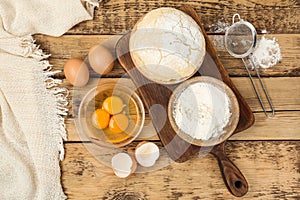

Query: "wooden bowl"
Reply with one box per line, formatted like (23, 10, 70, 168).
(168, 76, 240, 147)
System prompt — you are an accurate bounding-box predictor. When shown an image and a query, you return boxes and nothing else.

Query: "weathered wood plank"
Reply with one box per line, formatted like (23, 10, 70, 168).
(62, 141, 300, 199)
(64, 77, 300, 118)
(34, 34, 300, 77)
(65, 77, 300, 141)
(66, 0, 300, 34)
(66, 111, 300, 142)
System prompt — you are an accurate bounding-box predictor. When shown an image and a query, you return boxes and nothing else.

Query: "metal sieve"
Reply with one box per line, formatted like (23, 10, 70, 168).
(225, 14, 275, 118)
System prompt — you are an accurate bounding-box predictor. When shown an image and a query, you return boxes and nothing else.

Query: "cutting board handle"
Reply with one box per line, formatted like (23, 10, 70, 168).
(210, 142, 248, 197)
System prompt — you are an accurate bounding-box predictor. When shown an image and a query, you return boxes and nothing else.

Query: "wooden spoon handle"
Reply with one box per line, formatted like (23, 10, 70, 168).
(210, 142, 248, 197)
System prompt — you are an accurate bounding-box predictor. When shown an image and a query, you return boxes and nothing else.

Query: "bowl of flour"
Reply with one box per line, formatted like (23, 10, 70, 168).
(168, 76, 240, 146)
(129, 7, 206, 84)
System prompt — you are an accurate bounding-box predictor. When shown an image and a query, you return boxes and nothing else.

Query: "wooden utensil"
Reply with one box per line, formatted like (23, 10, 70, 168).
(181, 6, 254, 196)
(116, 6, 254, 197)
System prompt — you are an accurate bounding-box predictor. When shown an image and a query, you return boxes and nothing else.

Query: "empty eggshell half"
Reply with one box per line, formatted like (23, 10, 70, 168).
(111, 153, 137, 178)
(135, 141, 160, 167)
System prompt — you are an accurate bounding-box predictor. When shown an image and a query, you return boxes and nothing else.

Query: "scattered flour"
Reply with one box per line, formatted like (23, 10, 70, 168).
(211, 20, 281, 69)
(252, 36, 282, 69)
(209, 21, 229, 33)
(212, 35, 225, 49)
(172, 82, 231, 140)
(212, 33, 281, 70)
(261, 29, 268, 34)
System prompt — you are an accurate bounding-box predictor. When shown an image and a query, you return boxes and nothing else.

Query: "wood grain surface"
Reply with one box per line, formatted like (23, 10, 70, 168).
(31, 0, 300, 199)
(62, 141, 300, 199)
(34, 34, 300, 78)
(66, 0, 300, 34)
(65, 77, 300, 118)
(66, 111, 300, 141)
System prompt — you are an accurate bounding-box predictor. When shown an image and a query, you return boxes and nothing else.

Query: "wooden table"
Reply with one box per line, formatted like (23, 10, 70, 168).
(35, 1, 299, 199)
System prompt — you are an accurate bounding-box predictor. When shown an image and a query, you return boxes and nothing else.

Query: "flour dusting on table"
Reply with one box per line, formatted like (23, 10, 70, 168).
(252, 36, 282, 69)
(209, 21, 229, 33)
(212, 34, 281, 70)
(172, 82, 231, 140)
(212, 35, 225, 49)
(261, 29, 268, 34)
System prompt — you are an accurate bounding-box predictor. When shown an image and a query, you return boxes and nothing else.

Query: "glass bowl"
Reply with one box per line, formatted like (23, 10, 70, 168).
(78, 82, 145, 148)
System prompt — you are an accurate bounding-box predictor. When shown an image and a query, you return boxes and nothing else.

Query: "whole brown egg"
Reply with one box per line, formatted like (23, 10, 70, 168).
(88, 45, 114, 75)
(64, 58, 89, 87)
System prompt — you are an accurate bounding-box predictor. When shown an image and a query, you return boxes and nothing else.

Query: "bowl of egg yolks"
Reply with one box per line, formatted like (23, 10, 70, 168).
(78, 82, 145, 148)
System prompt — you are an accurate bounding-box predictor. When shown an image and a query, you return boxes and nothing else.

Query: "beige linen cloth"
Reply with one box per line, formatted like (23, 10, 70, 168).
(0, 0, 100, 199)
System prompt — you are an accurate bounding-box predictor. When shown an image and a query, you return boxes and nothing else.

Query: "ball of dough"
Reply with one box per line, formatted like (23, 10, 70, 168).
(129, 7, 206, 84)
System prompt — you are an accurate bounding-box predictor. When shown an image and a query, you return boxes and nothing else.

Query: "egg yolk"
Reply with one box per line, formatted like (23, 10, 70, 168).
(109, 114, 129, 133)
(92, 109, 110, 129)
(105, 131, 130, 144)
(102, 96, 124, 115)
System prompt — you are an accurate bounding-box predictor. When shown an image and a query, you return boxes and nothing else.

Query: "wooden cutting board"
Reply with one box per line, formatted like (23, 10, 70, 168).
(116, 6, 254, 197)
(116, 6, 254, 161)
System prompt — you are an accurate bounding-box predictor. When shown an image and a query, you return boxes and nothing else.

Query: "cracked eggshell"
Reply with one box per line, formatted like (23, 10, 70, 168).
(135, 141, 160, 167)
(111, 153, 137, 178)
(129, 7, 206, 84)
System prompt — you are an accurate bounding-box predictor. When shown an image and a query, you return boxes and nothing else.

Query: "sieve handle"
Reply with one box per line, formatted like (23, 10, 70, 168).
(242, 57, 275, 118)
(232, 13, 242, 24)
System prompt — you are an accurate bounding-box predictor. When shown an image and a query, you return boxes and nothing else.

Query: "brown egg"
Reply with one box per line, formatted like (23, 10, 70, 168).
(64, 58, 89, 87)
(88, 45, 114, 75)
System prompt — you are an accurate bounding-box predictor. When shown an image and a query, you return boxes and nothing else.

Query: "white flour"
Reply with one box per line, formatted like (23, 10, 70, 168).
(261, 29, 268, 34)
(209, 21, 229, 33)
(212, 35, 225, 49)
(252, 36, 282, 69)
(212, 34, 281, 69)
(211, 20, 281, 69)
(172, 82, 231, 140)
